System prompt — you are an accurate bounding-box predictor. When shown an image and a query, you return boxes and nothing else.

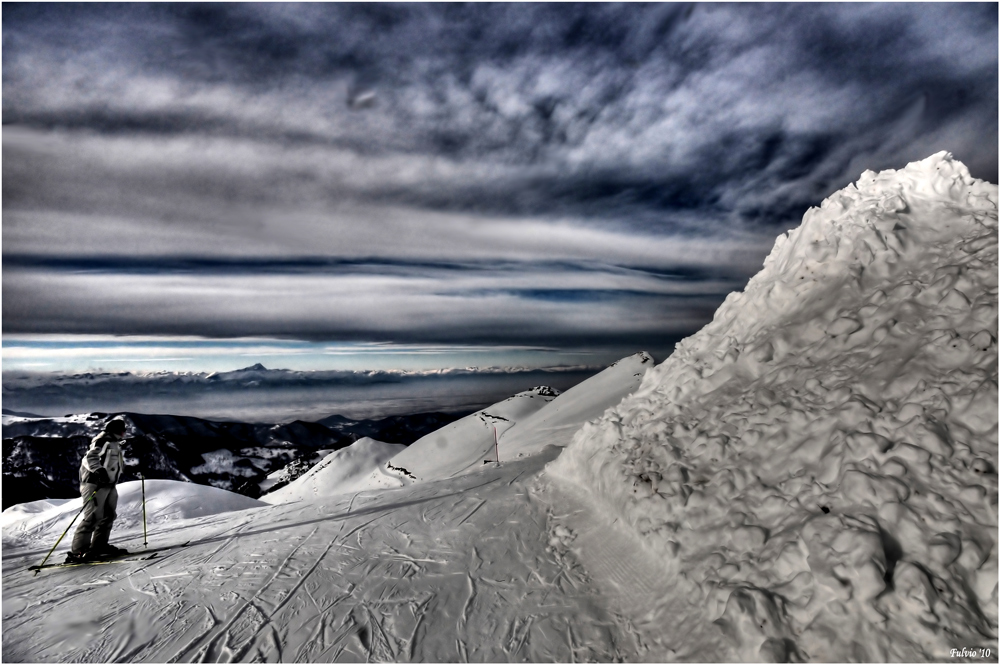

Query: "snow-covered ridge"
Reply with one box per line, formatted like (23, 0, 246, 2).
(261, 438, 407, 504)
(502, 351, 654, 458)
(263, 355, 654, 504)
(321, 386, 563, 492)
(548, 152, 998, 660)
(373, 354, 656, 488)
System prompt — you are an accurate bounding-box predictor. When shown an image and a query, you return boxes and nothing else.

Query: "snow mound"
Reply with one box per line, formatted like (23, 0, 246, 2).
(2, 480, 265, 549)
(502, 352, 654, 457)
(344, 358, 653, 496)
(548, 152, 998, 661)
(262, 438, 406, 504)
(349, 386, 560, 491)
(0, 498, 76, 529)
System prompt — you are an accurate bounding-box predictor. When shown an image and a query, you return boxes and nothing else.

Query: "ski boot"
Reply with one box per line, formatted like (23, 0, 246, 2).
(91, 544, 129, 559)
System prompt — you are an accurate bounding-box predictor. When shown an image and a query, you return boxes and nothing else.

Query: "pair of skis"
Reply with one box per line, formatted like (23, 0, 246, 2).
(31, 473, 156, 574)
(28, 541, 190, 572)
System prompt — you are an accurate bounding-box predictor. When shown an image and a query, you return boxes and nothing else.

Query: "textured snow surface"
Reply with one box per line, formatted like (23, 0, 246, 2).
(548, 152, 999, 661)
(2, 451, 649, 662)
(1, 360, 652, 663)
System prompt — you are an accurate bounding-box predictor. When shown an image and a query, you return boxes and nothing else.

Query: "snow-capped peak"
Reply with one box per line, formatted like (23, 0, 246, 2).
(548, 152, 998, 661)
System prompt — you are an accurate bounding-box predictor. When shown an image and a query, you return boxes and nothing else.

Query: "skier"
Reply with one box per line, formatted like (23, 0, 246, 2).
(66, 417, 130, 563)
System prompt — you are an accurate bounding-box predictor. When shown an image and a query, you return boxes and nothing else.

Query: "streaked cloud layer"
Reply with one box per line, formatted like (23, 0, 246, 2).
(3, 3, 997, 362)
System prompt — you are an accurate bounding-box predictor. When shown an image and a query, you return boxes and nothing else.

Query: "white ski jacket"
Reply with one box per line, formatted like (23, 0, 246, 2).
(80, 433, 125, 486)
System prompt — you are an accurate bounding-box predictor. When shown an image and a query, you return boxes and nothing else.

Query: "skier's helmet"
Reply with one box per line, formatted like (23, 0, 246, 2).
(105, 417, 127, 437)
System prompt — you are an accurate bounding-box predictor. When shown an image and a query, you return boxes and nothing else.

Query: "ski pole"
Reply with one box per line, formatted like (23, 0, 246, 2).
(34, 490, 97, 575)
(141, 473, 148, 548)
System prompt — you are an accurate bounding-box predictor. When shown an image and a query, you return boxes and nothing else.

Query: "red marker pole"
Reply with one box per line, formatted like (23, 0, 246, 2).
(141, 473, 148, 548)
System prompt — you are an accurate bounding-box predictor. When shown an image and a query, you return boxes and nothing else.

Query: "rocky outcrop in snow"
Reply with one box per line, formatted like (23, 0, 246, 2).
(548, 152, 998, 661)
(262, 438, 407, 504)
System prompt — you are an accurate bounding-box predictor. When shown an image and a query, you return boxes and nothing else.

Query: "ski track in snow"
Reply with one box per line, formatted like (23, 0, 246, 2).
(2, 450, 646, 663)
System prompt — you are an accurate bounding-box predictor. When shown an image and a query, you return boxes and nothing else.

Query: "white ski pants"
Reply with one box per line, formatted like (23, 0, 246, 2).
(71, 484, 118, 554)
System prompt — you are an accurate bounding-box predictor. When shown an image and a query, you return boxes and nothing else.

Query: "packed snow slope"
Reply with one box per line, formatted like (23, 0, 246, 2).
(1, 355, 656, 662)
(549, 152, 999, 661)
(383, 385, 560, 482)
(3, 454, 655, 663)
(501, 352, 654, 458)
(308, 356, 652, 498)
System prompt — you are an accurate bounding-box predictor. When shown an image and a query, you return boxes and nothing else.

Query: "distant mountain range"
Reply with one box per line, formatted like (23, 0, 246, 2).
(3, 363, 601, 393)
(2, 363, 603, 423)
(1, 408, 471, 509)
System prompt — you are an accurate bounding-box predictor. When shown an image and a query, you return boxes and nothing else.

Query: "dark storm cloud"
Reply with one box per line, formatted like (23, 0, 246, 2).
(6, 4, 996, 219)
(3, 3, 997, 345)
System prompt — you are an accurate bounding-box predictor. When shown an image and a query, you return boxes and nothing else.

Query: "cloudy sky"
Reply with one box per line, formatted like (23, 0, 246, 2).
(3, 3, 998, 379)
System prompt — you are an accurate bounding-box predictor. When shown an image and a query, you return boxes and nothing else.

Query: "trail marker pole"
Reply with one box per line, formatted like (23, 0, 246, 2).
(494, 427, 500, 466)
(34, 490, 97, 575)
(141, 473, 148, 547)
